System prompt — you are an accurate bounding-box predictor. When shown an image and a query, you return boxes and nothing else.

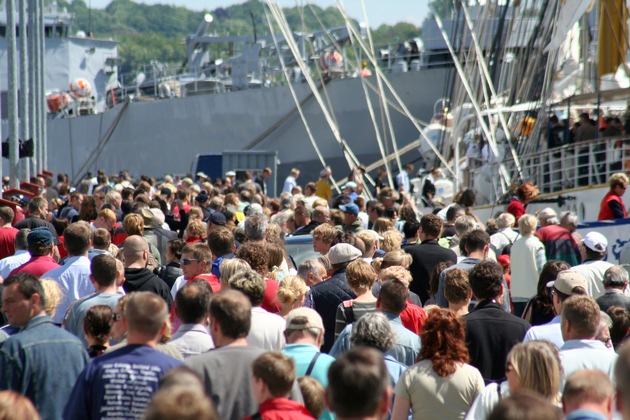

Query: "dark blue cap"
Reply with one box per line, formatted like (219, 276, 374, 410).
(339, 203, 359, 216)
(27, 227, 53, 247)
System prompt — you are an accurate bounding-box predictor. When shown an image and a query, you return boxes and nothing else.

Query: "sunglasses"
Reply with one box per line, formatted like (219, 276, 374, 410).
(180, 258, 201, 266)
(112, 313, 123, 322)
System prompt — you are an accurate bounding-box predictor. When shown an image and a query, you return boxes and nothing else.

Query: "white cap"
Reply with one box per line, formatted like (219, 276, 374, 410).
(583, 231, 607, 252)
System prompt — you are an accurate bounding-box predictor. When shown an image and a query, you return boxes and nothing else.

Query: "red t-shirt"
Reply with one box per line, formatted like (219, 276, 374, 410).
(9, 255, 60, 278)
(0, 226, 18, 260)
(400, 301, 427, 334)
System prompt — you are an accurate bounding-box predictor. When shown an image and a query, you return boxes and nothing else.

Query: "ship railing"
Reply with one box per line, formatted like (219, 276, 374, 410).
(496, 136, 630, 195)
(115, 48, 452, 99)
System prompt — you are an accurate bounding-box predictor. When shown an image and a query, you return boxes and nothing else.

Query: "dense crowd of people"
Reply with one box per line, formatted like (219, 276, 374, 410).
(0, 166, 628, 420)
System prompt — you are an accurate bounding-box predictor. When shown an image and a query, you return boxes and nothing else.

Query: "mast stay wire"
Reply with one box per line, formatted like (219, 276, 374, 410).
(263, 6, 342, 194)
(355, 0, 403, 176)
(266, 1, 358, 177)
(335, 3, 456, 178)
(304, 2, 395, 192)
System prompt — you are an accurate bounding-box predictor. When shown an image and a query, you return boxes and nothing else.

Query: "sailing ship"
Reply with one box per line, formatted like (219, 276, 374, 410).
(416, 0, 630, 263)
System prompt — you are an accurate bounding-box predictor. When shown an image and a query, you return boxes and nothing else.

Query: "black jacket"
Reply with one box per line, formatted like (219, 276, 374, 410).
(310, 269, 356, 353)
(123, 267, 173, 309)
(154, 262, 183, 290)
(292, 221, 319, 236)
(404, 240, 457, 304)
(464, 300, 530, 383)
(596, 290, 630, 313)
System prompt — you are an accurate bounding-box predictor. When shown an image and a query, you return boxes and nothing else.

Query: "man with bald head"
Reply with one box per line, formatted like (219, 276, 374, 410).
(122, 236, 173, 308)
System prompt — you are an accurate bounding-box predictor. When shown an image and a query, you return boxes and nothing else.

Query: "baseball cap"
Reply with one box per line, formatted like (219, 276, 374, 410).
(195, 194, 209, 204)
(196, 171, 208, 178)
(209, 212, 226, 226)
(160, 188, 172, 198)
(583, 231, 607, 252)
(339, 203, 359, 216)
(343, 181, 357, 191)
(546, 270, 587, 295)
(285, 308, 324, 331)
(328, 243, 362, 265)
(27, 227, 53, 247)
(225, 171, 236, 177)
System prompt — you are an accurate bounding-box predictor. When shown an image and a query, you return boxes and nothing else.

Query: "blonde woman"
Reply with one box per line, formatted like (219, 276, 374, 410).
(275, 275, 309, 318)
(218, 258, 251, 289)
(41, 278, 64, 318)
(510, 214, 546, 316)
(381, 230, 403, 252)
(465, 340, 562, 420)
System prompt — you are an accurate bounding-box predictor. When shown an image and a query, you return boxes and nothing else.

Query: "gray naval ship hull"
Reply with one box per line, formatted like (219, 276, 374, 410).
(46, 66, 447, 183)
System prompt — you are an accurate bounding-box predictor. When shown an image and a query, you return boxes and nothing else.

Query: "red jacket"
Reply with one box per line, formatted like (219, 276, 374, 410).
(506, 198, 525, 222)
(243, 398, 314, 420)
(598, 190, 627, 220)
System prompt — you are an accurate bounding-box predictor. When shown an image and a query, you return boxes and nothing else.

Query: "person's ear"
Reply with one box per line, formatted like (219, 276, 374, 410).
(380, 385, 393, 416)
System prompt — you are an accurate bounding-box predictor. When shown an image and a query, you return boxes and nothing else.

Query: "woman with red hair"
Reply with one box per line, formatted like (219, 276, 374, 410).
(391, 308, 484, 420)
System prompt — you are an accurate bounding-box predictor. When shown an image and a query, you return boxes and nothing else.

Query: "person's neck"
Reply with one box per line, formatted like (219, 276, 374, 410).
(215, 337, 248, 348)
(68, 252, 88, 259)
(467, 251, 485, 259)
(354, 291, 377, 302)
(449, 302, 470, 316)
(421, 236, 437, 242)
(0, 222, 11, 228)
(125, 261, 146, 269)
(95, 284, 119, 294)
(288, 337, 318, 346)
(126, 332, 159, 348)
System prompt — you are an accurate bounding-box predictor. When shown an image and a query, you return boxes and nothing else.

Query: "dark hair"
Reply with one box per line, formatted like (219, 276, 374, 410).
(327, 347, 389, 418)
(209, 290, 251, 339)
(469, 261, 504, 300)
(90, 254, 118, 287)
(420, 308, 469, 376)
(429, 261, 454, 296)
(608, 306, 630, 350)
(175, 282, 212, 324)
(4, 273, 46, 308)
(446, 204, 464, 222)
(63, 222, 92, 255)
(207, 228, 234, 257)
(83, 305, 113, 345)
(167, 239, 185, 260)
(402, 220, 420, 240)
(462, 229, 490, 254)
(535, 260, 570, 318)
(378, 279, 408, 315)
(420, 214, 443, 238)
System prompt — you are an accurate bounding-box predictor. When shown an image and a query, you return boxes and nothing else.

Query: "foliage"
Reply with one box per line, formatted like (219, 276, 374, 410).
(57, 0, 421, 76)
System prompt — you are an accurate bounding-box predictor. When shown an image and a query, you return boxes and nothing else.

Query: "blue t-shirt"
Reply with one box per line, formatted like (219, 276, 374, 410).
(63, 344, 183, 420)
